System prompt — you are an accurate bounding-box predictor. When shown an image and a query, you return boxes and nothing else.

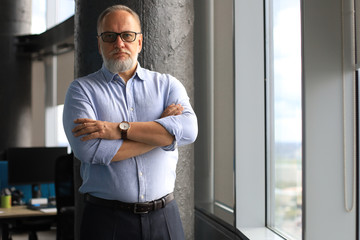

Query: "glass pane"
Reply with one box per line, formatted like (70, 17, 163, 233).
(32, 0, 75, 34)
(57, 104, 70, 150)
(57, 0, 75, 23)
(266, 0, 302, 239)
(213, 0, 235, 226)
(32, 0, 46, 34)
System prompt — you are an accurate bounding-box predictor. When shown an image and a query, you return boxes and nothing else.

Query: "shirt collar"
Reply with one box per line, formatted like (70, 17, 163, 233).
(101, 62, 146, 83)
(135, 64, 146, 81)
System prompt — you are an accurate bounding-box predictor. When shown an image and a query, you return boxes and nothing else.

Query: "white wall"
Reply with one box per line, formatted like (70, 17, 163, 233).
(31, 61, 46, 146)
(303, 0, 356, 238)
(234, 0, 266, 228)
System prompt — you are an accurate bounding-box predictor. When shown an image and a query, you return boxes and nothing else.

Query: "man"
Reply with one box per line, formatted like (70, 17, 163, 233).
(63, 4, 198, 240)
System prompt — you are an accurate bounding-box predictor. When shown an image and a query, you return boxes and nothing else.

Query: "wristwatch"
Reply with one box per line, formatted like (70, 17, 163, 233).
(119, 121, 131, 140)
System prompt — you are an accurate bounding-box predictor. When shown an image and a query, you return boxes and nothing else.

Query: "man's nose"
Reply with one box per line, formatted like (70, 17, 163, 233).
(114, 35, 125, 46)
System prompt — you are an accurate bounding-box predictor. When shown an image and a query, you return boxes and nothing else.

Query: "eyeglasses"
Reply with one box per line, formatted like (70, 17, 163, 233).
(98, 31, 142, 43)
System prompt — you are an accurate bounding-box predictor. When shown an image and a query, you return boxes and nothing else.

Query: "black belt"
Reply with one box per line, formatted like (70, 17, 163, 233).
(84, 193, 174, 214)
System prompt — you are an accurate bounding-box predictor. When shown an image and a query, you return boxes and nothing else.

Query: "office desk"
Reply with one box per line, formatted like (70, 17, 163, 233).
(0, 206, 57, 240)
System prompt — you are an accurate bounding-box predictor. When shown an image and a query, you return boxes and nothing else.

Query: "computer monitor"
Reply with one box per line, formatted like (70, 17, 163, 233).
(6, 147, 68, 198)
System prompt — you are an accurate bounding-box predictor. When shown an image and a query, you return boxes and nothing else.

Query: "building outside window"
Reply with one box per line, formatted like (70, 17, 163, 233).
(31, 0, 74, 149)
(266, 0, 302, 239)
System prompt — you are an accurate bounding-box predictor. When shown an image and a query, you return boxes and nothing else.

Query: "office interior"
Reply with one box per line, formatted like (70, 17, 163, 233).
(0, 0, 359, 240)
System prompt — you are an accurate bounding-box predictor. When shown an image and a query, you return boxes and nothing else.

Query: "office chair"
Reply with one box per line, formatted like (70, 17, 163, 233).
(55, 153, 75, 240)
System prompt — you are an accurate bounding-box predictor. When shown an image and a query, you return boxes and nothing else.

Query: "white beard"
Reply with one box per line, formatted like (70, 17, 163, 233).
(101, 47, 138, 74)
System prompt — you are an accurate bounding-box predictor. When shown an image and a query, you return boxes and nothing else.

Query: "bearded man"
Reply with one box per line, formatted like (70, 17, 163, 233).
(62, 4, 198, 240)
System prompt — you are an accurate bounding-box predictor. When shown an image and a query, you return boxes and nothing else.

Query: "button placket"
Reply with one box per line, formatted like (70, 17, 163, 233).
(126, 80, 135, 122)
(127, 79, 146, 201)
(137, 158, 146, 201)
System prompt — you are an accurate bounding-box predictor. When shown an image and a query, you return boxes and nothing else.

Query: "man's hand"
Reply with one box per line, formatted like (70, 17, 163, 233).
(161, 104, 184, 118)
(72, 118, 121, 141)
(73, 104, 183, 142)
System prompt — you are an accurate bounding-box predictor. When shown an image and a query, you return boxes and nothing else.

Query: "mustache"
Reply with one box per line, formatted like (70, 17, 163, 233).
(110, 48, 131, 56)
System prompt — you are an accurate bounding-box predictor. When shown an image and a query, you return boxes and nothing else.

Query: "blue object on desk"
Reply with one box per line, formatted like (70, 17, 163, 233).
(0, 161, 55, 204)
(0, 161, 7, 190)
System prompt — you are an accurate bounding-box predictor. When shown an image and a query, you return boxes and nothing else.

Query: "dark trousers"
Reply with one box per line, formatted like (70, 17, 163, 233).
(80, 199, 185, 240)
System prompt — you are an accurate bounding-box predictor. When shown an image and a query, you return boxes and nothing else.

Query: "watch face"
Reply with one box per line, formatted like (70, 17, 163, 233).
(120, 122, 130, 130)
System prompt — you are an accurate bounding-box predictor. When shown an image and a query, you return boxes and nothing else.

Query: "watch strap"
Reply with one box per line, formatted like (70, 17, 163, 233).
(121, 129, 128, 140)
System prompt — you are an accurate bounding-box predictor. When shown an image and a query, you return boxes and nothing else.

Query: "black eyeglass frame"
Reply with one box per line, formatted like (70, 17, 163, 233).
(98, 31, 142, 43)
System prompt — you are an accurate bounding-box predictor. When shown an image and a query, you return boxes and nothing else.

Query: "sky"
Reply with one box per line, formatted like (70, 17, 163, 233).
(272, 1, 302, 143)
(31, 0, 75, 34)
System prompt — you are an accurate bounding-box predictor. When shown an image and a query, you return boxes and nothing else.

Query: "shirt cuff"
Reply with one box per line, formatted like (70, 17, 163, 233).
(154, 118, 181, 151)
(93, 139, 123, 165)
(161, 140, 178, 151)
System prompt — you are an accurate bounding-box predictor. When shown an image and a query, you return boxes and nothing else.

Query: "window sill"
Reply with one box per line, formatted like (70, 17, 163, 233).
(239, 227, 285, 240)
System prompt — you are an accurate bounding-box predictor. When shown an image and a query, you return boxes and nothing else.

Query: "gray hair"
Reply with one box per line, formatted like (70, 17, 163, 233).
(97, 5, 141, 34)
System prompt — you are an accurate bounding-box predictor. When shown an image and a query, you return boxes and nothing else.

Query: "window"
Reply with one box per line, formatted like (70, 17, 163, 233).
(32, 0, 46, 33)
(57, 104, 69, 148)
(194, 0, 235, 226)
(265, 0, 302, 239)
(224, 0, 357, 239)
(31, 0, 74, 149)
(31, 0, 75, 34)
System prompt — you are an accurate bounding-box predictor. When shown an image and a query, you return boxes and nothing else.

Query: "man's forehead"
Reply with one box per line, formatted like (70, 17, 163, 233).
(101, 10, 140, 30)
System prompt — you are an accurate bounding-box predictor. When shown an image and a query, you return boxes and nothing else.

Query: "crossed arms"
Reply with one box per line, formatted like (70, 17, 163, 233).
(71, 104, 184, 162)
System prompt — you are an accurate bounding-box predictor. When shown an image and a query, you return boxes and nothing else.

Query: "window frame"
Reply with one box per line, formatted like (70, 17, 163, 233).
(234, 0, 266, 229)
(264, 0, 303, 238)
(235, 0, 358, 239)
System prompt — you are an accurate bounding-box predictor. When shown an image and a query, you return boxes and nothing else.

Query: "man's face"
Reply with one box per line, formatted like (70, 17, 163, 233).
(98, 10, 142, 74)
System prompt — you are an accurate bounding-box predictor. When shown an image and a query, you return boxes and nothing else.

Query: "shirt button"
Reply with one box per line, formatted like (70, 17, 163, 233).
(140, 195, 144, 199)
(139, 172, 143, 176)
(130, 107, 134, 111)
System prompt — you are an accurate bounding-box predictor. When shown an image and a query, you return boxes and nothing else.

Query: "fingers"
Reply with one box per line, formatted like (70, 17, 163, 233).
(172, 104, 184, 114)
(73, 125, 95, 136)
(72, 119, 105, 141)
(78, 132, 101, 141)
(72, 118, 96, 131)
(161, 104, 184, 118)
(72, 121, 96, 133)
(73, 125, 102, 139)
(74, 118, 96, 124)
(72, 120, 120, 141)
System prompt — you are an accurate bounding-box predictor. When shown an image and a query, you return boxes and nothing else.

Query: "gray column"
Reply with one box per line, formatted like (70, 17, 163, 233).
(74, 1, 195, 239)
(0, 0, 32, 149)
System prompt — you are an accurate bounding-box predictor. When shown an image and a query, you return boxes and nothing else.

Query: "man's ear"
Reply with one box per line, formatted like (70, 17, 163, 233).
(98, 38, 102, 55)
(137, 34, 143, 53)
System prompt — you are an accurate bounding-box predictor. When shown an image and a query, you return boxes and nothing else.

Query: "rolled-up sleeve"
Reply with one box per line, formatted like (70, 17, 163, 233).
(154, 76, 198, 151)
(63, 80, 122, 165)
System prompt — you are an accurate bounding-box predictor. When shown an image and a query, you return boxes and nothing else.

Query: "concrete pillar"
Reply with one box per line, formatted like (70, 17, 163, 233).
(74, 0, 195, 239)
(0, 0, 32, 149)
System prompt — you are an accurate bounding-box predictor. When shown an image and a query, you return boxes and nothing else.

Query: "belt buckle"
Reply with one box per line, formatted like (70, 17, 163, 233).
(133, 203, 148, 214)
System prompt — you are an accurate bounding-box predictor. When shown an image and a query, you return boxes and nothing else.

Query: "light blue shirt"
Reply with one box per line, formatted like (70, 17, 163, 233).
(63, 64, 198, 203)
